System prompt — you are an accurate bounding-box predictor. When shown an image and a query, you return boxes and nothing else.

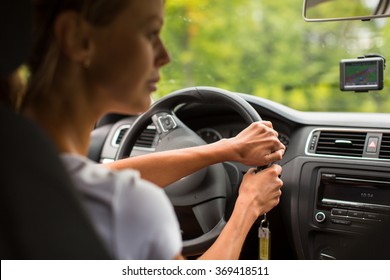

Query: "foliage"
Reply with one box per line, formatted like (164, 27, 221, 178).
(157, 0, 390, 112)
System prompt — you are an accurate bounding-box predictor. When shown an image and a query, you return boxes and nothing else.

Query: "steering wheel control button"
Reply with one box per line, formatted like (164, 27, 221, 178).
(315, 212, 326, 223)
(157, 115, 177, 133)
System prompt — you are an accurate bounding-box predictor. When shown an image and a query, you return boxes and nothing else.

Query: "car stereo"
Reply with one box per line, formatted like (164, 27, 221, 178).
(297, 165, 390, 259)
(315, 172, 390, 226)
(340, 55, 385, 92)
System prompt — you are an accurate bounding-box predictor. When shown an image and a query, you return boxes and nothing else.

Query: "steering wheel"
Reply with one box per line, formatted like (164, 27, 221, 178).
(115, 86, 262, 256)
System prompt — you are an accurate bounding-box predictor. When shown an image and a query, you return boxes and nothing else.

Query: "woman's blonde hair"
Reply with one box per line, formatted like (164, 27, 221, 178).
(23, 0, 129, 110)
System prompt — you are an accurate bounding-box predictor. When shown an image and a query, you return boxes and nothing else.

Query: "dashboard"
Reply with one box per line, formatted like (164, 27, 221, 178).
(89, 92, 390, 259)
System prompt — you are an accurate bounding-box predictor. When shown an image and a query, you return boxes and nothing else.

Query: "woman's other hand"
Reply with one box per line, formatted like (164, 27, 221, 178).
(236, 165, 283, 221)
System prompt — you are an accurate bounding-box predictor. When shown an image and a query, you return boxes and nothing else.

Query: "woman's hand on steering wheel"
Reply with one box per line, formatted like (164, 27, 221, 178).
(222, 121, 286, 167)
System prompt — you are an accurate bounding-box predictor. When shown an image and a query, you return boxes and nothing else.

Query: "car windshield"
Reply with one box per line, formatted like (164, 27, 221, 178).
(157, 0, 390, 113)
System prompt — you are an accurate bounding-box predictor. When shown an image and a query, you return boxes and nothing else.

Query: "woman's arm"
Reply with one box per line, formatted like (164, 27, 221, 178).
(198, 165, 283, 260)
(104, 121, 285, 187)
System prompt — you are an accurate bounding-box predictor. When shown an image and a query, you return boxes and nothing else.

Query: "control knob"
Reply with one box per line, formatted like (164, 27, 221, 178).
(315, 212, 326, 223)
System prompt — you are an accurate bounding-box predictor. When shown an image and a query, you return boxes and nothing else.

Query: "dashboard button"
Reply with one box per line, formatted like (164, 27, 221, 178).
(363, 212, 381, 221)
(315, 212, 326, 223)
(331, 208, 348, 216)
(331, 219, 351, 225)
(348, 210, 364, 218)
(366, 137, 379, 153)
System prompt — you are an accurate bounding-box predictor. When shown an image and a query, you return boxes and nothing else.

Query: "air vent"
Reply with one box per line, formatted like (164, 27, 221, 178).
(315, 131, 367, 157)
(135, 126, 156, 148)
(379, 133, 390, 159)
(112, 125, 156, 149)
(112, 125, 130, 147)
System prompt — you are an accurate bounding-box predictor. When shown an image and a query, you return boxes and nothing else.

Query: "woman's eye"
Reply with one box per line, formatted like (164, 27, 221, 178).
(148, 31, 159, 42)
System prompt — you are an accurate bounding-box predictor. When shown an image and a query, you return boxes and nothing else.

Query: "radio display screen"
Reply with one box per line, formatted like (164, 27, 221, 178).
(320, 175, 390, 207)
(322, 184, 390, 206)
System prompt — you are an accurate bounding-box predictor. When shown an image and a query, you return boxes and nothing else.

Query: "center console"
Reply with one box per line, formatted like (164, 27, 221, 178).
(289, 161, 390, 259)
(315, 170, 390, 228)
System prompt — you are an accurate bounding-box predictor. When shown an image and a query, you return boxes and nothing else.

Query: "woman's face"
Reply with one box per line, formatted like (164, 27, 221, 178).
(88, 0, 169, 114)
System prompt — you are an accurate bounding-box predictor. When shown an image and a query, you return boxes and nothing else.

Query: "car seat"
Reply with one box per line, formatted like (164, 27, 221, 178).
(0, 0, 110, 259)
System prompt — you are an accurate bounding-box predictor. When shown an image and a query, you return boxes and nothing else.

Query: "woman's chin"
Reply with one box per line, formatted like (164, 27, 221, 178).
(126, 99, 152, 115)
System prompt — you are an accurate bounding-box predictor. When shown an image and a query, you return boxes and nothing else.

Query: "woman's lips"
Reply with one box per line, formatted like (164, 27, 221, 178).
(148, 76, 160, 92)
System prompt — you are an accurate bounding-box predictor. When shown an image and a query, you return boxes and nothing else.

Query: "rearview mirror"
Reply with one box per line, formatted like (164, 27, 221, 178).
(303, 0, 390, 22)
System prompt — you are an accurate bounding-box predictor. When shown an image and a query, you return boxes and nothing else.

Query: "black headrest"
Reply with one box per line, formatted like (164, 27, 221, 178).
(0, 0, 32, 76)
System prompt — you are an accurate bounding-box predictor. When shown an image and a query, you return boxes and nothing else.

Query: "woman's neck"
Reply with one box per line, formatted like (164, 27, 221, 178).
(24, 67, 104, 156)
(25, 94, 98, 156)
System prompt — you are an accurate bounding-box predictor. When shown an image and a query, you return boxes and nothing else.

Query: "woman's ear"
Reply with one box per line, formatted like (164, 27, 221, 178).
(53, 11, 94, 66)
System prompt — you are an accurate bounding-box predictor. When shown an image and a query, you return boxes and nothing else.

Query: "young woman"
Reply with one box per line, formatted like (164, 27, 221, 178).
(23, 0, 285, 259)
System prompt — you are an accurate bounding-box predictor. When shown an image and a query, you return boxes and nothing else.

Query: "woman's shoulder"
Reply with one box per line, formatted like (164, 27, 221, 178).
(59, 153, 163, 199)
(60, 153, 181, 259)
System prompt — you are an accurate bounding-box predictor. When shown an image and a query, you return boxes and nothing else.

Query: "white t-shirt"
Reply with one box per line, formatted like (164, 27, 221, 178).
(60, 153, 182, 260)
